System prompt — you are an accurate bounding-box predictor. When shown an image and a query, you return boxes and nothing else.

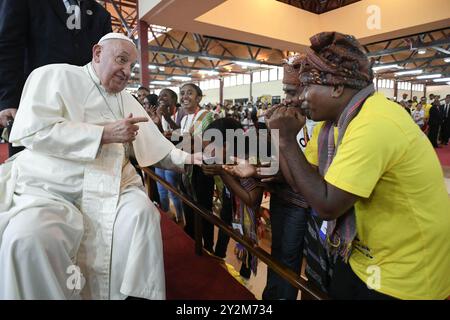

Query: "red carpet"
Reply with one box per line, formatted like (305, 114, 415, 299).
(160, 212, 256, 300)
(436, 144, 450, 167)
(0, 143, 7, 164)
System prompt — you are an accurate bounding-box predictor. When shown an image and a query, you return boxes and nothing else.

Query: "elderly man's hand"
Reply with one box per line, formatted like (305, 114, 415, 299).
(101, 113, 148, 144)
(266, 106, 305, 142)
(0, 108, 17, 128)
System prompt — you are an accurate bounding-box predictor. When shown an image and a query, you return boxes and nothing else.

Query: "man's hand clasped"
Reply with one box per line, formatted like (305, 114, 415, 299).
(266, 105, 306, 141)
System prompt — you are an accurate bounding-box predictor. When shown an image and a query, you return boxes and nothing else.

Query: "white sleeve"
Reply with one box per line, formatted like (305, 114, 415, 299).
(154, 148, 189, 172)
(19, 121, 104, 161)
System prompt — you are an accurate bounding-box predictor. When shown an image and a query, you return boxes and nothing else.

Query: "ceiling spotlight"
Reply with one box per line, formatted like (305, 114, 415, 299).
(159, 66, 165, 72)
(418, 49, 426, 55)
(187, 56, 195, 63)
(444, 58, 450, 63)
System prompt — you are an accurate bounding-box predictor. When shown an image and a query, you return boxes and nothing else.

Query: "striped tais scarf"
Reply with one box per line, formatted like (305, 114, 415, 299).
(318, 84, 375, 261)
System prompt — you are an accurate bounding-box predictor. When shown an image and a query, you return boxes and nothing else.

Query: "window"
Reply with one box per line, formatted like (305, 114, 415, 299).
(243, 74, 251, 84)
(213, 79, 220, 89)
(388, 80, 394, 89)
(224, 77, 231, 87)
(381, 79, 386, 88)
(253, 72, 260, 83)
(261, 70, 269, 82)
(269, 67, 278, 81)
(230, 76, 237, 87)
(236, 74, 244, 86)
(278, 67, 284, 81)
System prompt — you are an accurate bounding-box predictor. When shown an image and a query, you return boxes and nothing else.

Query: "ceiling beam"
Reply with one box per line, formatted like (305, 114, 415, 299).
(141, 62, 249, 74)
(374, 54, 448, 67)
(375, 63, 450, 76)
(147, 45, 281, 67)
(367, 38, 450, 58)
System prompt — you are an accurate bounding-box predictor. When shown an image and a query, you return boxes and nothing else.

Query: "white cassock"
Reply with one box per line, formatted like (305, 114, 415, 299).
(0, 63, 188, 300)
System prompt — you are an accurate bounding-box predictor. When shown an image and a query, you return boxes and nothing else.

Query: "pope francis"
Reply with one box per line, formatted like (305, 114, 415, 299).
(0, 33, 192, 300)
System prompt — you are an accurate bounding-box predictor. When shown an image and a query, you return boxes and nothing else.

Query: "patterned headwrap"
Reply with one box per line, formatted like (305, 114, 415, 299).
(282, 54, 305, 86)
(299, 32, 373, 90)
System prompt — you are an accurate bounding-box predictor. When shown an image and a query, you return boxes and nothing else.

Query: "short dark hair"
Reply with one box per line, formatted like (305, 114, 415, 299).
(146, 94, 158, 106)
(181, 83, 203, 97)
(138, 86, 150, 92)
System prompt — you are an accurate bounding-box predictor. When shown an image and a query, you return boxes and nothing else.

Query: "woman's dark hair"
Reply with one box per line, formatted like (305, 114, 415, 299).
(181, 83, 203, 97)
(160, 88, 178, 103)
(146, 94, 159, 106)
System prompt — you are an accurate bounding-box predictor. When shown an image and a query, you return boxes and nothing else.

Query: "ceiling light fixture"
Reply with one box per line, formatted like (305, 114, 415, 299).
(151, 80, 171, 85)
(418, 48, 427, 55)
(372, 64, 403, 71)
(416, 74, 442, 79)
(433, 77, 450, 83)
(234, 61, 261, 68)
(395, 69, 423, 76)
(170, 76, 192, 81)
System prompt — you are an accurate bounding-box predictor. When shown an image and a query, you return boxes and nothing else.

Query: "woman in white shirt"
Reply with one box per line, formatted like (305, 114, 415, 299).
(412, 102, 425, 129)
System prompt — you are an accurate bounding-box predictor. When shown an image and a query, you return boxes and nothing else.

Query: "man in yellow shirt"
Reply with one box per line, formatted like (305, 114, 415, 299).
(267, 32, 450, 300)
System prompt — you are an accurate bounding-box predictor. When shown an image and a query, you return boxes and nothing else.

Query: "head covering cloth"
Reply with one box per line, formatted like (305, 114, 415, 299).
(299, 32, 373, 90)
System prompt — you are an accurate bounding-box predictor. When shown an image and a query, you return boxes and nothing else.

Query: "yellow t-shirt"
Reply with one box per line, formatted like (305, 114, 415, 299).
(424, 103, 432, 119)
(304, 93, 450, 300)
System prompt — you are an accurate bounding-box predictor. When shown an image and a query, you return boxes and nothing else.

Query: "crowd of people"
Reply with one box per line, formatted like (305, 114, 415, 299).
(397, 93, 450, 148)
(131, 34, 449, 300)
(0, 0, 448, 301)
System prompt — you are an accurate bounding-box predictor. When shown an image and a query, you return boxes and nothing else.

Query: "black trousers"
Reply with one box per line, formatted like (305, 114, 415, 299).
(181, 165, 215, 252)
(428, 124, 440, 147)
(440, 122, 449, 144)
(329, 259, 397, 300)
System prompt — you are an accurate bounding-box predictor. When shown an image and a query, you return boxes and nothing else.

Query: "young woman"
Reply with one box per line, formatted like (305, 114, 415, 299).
(178, 83, 216, 251)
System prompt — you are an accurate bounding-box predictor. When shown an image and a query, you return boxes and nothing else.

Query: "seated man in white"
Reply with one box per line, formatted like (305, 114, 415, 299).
(0, 33, 195, 300)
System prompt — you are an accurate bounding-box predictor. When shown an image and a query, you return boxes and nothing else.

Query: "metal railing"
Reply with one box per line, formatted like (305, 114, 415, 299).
(142, 166, 328, 300)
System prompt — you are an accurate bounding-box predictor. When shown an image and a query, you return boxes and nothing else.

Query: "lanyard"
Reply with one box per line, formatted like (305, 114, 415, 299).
(182, 107, 200, 133)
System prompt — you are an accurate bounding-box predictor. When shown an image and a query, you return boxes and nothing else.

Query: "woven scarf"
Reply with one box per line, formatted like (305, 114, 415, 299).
(318, 84, 375, 262)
